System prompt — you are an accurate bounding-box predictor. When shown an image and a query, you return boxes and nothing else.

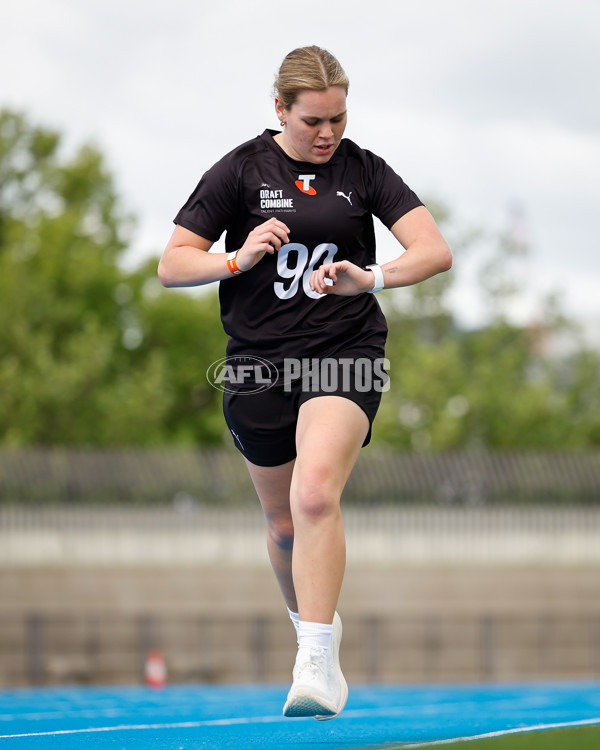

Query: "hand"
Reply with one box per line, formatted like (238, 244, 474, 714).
(309, 260, 376, 296)
(236, 218, 290, 272)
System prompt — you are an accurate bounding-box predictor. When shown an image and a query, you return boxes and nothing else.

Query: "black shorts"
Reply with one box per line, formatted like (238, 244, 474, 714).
(222, 354, 388, 467)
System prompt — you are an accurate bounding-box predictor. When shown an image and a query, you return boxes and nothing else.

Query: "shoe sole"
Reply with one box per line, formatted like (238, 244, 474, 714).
(283, 689, 337, 718)
(314, 611, 347, 721)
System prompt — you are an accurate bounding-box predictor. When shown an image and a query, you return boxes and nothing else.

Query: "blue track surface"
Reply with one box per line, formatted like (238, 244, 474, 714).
(1, 682, 599, 748)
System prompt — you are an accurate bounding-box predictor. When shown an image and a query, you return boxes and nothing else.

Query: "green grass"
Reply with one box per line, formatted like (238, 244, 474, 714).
(394, 724, 600, 748)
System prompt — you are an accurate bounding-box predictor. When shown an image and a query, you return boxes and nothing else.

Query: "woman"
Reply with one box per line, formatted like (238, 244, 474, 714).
(159, 45, 451, 720)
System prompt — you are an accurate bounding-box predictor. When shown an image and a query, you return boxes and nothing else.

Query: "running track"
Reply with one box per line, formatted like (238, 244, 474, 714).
(1, 681, 599, 748)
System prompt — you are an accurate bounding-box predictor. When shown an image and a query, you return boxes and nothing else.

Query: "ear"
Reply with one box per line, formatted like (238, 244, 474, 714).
(274, 98, 286, 120)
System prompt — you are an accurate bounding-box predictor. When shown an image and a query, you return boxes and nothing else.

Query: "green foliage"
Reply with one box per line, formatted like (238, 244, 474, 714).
(373, 205, 600, 451)
(1, 108, 599, 450)
(0, 109, 227, 447)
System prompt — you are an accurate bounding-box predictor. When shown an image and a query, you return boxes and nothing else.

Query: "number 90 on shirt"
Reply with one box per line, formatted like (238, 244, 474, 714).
(274, 243, 338, 300)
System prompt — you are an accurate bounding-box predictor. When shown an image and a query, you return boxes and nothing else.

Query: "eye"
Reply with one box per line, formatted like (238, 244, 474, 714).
(303, 119, 319, 127)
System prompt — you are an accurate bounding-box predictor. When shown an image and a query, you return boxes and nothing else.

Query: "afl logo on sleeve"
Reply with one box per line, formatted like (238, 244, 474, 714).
(295, 174, 317, 195)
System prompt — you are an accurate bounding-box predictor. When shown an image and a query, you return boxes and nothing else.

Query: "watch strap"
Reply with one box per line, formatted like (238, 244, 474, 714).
(365, 263, 384, 293)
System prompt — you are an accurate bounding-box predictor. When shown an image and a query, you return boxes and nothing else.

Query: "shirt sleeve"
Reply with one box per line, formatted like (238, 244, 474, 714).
(173, 154, 239, 242)
(365, 150, 424, 230)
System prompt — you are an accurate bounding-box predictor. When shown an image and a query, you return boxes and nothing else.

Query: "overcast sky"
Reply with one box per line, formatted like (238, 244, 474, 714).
(2, 0, 599, 335)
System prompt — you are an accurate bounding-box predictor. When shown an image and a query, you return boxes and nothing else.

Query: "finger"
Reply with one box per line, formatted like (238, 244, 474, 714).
(267, 229, 291, 251)
(253, 221, 290, 247)
(312, 268, 335, 293)
(271, 226, 290, 246)
(316, 266, 336, 291)
(268, 218, 291, 234)
(316, 278, 336, 294)
(270, 217, 291, 238)
(259, 235, 279, 253)
(262, 218, 291, 238)
(309, 269, 323, 293)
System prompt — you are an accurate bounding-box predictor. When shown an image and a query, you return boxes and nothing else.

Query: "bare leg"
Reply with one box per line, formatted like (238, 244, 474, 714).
(290, 396, 369, 624)
(244, 457, 297, 612)
(245, 396, 366, 719)
(244, 397, 368, 623)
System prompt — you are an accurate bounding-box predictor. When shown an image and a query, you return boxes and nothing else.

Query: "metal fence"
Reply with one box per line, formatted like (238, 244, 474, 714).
(1, 448, 600, 506)
(3, 611, 600, 688)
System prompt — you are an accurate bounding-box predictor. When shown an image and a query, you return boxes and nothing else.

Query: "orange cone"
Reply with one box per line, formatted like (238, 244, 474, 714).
(145, 649, 167, 688)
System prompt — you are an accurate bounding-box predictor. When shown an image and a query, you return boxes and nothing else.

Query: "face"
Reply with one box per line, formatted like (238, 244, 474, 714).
(275, 86, 347, 164)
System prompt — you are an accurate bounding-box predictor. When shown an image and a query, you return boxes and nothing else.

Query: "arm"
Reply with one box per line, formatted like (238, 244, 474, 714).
(158, 218, 290, 288)
(384, 205, 453, 287)
(158, 226, 216, 288)
(310, 206, 451, 296)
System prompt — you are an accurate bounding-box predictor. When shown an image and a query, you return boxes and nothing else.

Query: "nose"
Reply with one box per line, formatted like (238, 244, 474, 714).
(319, 122, 334, 138)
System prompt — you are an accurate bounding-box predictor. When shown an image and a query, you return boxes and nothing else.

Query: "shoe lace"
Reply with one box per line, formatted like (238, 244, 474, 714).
(295, 647, 327, 682)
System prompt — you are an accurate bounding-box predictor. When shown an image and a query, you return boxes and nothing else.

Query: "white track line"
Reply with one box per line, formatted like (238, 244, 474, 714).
(0, 715, 286, 739)
(1, 714, 599, 742)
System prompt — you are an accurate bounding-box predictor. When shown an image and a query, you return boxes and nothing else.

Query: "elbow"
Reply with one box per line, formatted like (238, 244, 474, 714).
(157, 258, 175, 288)
(441, 245, 453, 272)
(436, 241, 452, 273)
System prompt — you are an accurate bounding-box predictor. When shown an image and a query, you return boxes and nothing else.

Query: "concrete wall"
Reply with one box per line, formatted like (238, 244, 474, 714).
(1, 507, 599, 687)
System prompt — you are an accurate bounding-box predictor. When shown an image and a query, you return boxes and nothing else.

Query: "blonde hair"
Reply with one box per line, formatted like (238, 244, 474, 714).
(274, 46, 349, 109)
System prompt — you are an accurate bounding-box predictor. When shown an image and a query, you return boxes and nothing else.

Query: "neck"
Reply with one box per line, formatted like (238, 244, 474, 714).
(272, 131, 292, 157)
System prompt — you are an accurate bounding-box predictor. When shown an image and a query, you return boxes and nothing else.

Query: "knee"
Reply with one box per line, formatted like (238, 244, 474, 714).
(293, 476, 340, 522)
(266, 515, 295, 550)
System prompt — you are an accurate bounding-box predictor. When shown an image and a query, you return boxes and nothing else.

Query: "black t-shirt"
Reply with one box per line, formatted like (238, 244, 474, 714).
(174, 129, 423, 367)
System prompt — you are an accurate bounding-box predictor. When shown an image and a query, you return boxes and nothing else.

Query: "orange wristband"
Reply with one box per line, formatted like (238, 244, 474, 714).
(226, 251, 243, 276)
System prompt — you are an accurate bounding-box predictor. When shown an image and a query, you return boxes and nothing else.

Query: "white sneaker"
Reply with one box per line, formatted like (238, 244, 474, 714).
(283, 611, 348, 720)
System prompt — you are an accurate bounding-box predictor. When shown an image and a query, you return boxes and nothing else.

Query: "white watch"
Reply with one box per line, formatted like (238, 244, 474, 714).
(364, 264, 384, 293)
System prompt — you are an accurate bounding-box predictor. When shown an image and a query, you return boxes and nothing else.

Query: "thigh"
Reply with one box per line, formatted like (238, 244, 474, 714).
(296, 355, 388, 448)
(291, 395, 370, 501)
(244, 457, 295, 526)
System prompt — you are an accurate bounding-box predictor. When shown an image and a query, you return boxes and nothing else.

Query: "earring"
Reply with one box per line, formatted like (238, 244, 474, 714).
(280, 120, 286, 127)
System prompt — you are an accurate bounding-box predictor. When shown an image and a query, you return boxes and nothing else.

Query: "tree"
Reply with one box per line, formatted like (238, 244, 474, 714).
(0, 109, 227, 446)
(374, 206, 600, 451)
